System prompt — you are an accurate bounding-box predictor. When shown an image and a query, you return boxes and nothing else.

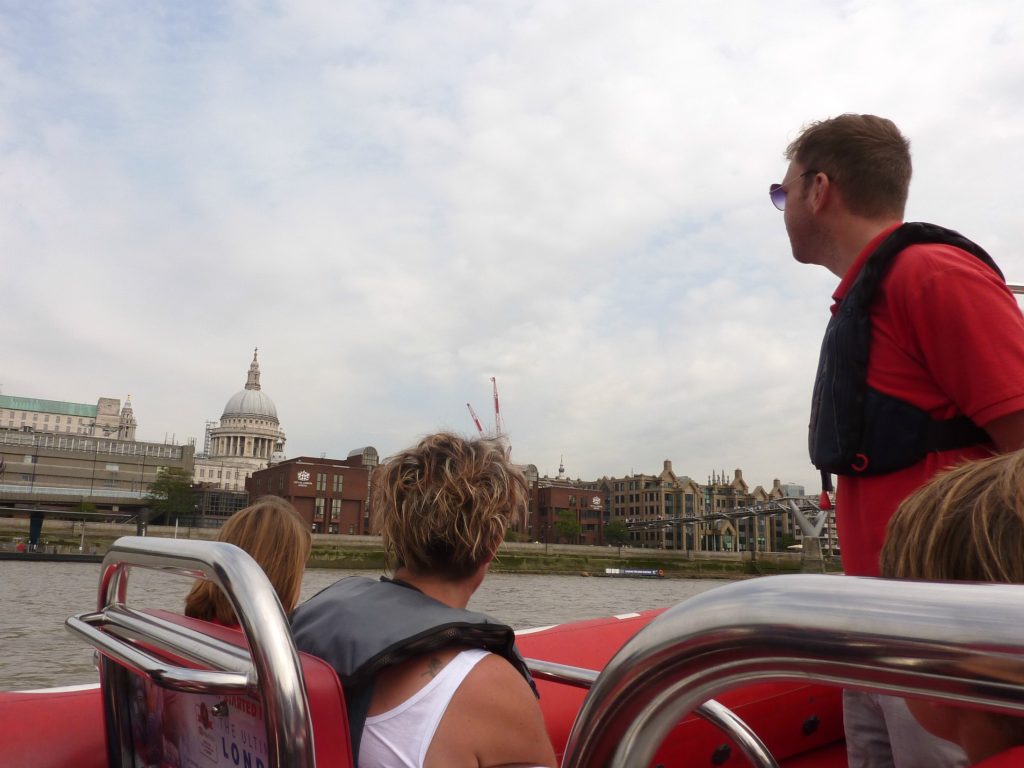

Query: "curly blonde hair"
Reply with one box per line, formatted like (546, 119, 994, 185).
(881, 451, 1024, 583)
(185, 495, 311, 623)
(372, 432, 526, 580)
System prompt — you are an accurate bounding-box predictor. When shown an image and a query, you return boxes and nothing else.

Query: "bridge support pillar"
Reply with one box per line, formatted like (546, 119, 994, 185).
(29, 510, 44, 547)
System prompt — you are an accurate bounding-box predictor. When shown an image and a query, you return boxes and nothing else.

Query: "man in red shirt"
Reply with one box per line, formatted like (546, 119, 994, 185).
(776, 114, 1024, 767)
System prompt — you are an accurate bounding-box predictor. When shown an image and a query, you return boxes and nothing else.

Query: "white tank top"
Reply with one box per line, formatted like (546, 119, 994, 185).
(358, 648, 489, 768)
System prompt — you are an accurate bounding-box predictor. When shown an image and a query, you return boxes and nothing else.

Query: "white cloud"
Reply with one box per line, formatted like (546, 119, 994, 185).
(3, 0, 1024, 492)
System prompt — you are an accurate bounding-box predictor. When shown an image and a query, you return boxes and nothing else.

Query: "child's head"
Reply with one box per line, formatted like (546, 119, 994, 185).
(881, 451, 1024, 583)
(881, 451, 1024, 764)
(185, 495, 311, 623)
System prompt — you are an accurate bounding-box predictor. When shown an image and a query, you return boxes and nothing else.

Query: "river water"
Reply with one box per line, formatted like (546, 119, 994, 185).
(0, 561, 729, 691)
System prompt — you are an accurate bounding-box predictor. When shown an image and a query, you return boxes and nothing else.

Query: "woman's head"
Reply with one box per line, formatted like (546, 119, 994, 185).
(881, 451, 1024, 583)
(881, 451, 1024, 761)
(373, 432, 526, 581)
(185, 495, 312, 623)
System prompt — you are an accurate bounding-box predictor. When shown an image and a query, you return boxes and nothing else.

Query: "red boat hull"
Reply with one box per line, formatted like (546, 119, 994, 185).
(0, 608, 847, 767)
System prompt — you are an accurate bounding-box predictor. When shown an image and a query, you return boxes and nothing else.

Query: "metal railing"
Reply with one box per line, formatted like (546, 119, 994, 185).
(560, 574, 1024, 767)
(66, 536, 315, 768)
(526, 658, 778, 768)
(0, 483, 148, 499)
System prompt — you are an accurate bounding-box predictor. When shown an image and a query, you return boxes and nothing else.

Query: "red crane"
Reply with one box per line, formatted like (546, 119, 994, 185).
(466, 403, 485, 436)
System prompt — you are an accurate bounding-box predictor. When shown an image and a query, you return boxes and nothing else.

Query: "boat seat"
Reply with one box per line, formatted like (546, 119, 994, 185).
(144, 610, 355, 768)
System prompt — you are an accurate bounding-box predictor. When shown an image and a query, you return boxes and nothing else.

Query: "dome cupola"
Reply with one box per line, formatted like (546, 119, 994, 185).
(222, 348, 279, 422)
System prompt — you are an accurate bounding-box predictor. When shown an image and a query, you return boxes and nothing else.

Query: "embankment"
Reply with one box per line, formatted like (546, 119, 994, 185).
(0, 517, 839, 577)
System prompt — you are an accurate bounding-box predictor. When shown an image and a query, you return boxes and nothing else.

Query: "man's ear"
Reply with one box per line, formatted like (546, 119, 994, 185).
(810, 172, 832, 214)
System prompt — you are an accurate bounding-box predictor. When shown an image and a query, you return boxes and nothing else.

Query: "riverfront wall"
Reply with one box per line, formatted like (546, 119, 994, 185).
(0, 516, 837, 576)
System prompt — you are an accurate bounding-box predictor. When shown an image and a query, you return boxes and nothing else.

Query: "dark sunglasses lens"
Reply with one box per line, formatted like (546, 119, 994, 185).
(769, 184, 786, 210)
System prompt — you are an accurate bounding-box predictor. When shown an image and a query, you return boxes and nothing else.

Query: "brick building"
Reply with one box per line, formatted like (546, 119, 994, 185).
(246, 451, 376, 534)
(533, 481, 605, 546)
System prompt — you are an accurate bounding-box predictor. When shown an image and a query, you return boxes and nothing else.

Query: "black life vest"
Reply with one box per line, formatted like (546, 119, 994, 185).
(808, 222, 1002, 476)
(290, 576, 537, 764)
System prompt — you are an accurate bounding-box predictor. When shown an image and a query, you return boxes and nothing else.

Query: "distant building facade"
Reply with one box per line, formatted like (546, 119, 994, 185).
(0, 394, 137, 440)
(533, 480, 604, 546)
(0, 427, 194, 517)
(193, 350, 287, 492)
(246, 450, 376, 535)
(601, 460, 703, 550)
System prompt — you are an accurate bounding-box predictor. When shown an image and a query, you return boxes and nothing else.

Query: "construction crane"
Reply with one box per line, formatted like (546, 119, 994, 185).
(466, 403, 485, 436)
(491, 377, 504, 437)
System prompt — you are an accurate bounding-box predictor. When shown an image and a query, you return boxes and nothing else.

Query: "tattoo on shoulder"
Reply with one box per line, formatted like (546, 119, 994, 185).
(422, 657, 442, 679)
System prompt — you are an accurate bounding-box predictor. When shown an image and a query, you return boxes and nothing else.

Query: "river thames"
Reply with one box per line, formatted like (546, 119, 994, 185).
(0, 560, 730, 690)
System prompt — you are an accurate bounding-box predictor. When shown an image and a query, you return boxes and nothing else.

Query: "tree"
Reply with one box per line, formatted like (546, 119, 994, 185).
(147, 467, 195, 524)
(553, 509, 581, 544)
(603, 519, 630, 547)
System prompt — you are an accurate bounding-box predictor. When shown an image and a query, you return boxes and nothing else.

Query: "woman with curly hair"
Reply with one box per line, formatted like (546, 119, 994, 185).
(292, 432, 555, 768)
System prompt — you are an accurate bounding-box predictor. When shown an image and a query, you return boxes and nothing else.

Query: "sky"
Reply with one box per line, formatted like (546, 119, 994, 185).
(3, 1, 1023, 492)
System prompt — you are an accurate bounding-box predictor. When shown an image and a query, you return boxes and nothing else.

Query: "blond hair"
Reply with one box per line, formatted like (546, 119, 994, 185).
(372, 432, 526, 580)
(881, 451, 1024, 582)
(185, 495, 312, 623)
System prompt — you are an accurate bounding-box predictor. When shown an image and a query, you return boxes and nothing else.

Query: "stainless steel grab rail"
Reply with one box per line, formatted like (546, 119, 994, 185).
(526, 658, 778, 768)
(561, 575, 1024, 768)
(65, 536, 315, 768)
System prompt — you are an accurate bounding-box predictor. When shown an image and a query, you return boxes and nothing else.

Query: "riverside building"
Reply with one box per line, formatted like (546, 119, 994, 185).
(0, 426, 194, 521)
(0, 394, 138, 440)
(246, 448, 377, 534)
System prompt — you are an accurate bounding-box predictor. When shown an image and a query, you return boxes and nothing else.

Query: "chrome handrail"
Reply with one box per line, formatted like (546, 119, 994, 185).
(65, 536, 315, 768)
(526, 658, 778, 768)
(561, 574, 1024, 768)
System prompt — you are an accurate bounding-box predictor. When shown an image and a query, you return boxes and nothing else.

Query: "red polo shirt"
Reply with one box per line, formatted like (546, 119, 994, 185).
(832, 225, 1024, 576)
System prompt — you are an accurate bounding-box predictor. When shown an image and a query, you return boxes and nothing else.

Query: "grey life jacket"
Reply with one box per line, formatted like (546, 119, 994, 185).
(808, 222, 1001, 477)
(290, 576, 537, 764)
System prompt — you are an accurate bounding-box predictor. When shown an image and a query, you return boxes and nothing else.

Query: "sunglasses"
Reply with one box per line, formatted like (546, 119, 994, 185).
(769, 170, 819, 211)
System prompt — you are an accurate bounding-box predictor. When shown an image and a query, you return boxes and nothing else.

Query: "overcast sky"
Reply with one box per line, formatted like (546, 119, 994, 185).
(3, 2, 1023, 492)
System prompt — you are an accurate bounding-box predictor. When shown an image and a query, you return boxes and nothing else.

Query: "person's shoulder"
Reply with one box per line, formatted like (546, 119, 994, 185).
(885, 239, 1008, 309)
(434, 652, 556, 767)
(895, 239, 1001, 280)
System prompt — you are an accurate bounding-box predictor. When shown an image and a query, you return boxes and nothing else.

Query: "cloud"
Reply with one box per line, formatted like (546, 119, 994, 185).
(3, 0, 1024, 493)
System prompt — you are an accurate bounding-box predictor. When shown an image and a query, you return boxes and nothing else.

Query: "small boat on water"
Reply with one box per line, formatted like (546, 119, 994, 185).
(3, 535, 1024, 767)
(601, 566, 664, 578)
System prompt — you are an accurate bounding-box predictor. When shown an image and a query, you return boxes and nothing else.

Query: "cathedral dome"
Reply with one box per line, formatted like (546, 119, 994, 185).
(222, 389, 278, 420)
(221, 349, 279, 422)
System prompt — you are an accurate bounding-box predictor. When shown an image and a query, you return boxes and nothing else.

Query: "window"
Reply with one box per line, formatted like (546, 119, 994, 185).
(331, 499, 341, 521)
(316, 473, 327, 491)
(333, 474, 343, 493)
(314, 498, 325, 520)
(105, 464, 119, 472)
